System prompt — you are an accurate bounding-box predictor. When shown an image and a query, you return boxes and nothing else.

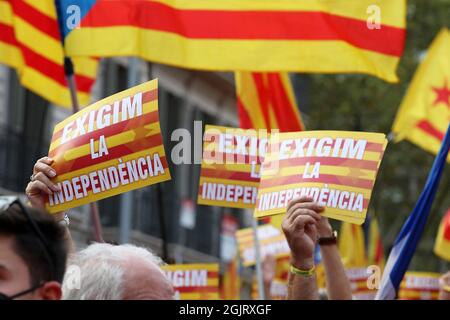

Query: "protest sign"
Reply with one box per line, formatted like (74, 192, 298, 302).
(255, 131, 387, 225)
(162, 264, 219, 300)
(236, 224, 290, 267)
(346, 267, 378, 300)
(46, 79, 171, 213)
(398, 271, 441, 300)
(198, 125, 270, 209)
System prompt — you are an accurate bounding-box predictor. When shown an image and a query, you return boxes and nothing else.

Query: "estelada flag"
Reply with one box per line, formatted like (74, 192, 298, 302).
(434, 208, 450, 261)
(0, 0, 97, 107)
(392, 28, 450, 161)
(60, 0, 405, 82)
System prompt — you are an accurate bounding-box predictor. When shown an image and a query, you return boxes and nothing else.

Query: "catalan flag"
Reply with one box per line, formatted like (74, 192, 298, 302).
(392, 28, 450, 161)
(339, 222, 367, 268)
(236, 72, 305, 132)
(434, 209, 450, 261)
(0, 0, 97, 107)
(60, 0, 406, 82)
(365, 215, 385, 269)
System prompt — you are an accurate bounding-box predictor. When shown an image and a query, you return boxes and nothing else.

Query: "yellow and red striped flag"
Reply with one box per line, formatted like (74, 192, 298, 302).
(434, 209, 450, 261)
(61, 0, 406, 82)
(392, 28, 450, 161)
(339, 222, 367, 268)
(163, 264, 220, 300)
(236, 72, 305, 132)
(0, 0, 97, 107)
(367, 216, 385, 269)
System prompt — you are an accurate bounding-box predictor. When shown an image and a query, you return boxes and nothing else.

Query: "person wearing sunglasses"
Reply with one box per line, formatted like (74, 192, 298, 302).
(0, 197, 68, 300)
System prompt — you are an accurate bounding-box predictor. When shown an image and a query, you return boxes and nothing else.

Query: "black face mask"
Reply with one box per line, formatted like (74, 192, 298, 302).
(0, 283, 44, 300)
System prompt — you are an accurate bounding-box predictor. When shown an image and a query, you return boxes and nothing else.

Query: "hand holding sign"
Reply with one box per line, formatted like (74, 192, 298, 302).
(282, 197, 321, 270)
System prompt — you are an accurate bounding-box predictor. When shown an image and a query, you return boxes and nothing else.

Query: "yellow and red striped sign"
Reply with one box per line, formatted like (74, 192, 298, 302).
(45, 79, 171, 213)
(64, 0, 406, 82)
(398, 272, 441, 300)
(255, 131, 387, 225)
(0, 0, 97, 107)
(163, 264, 219, 300)
(346, 267, 378, 300)
(236, 224, 290, 267)
(198, 125, 270, 209)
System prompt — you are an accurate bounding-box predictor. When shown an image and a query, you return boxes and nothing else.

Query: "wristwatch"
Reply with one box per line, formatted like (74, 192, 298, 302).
(318, 230, 337, 246)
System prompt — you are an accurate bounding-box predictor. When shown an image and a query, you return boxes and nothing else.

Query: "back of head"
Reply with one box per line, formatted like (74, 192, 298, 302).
(0, 203, 68, 285)
(63, 243, 174, 300)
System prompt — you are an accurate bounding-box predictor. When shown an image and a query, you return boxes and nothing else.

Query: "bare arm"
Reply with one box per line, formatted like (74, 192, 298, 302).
(317, 218, 352, 300)
(282, 197, 322, 300)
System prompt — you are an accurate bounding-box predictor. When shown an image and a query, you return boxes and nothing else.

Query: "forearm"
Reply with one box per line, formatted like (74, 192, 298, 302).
(320, 244, 352, 300)
(286, 259, 318, 300)
(287, 272, 318, 300)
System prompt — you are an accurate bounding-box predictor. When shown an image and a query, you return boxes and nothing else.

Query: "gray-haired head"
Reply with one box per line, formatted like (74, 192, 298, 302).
(62, 243, 174, 300)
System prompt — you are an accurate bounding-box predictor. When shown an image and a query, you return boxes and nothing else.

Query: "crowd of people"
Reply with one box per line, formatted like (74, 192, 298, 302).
(0, 156, 448, 300)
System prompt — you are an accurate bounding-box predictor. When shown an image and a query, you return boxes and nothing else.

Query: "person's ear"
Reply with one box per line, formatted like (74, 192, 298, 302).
(38, 281, 62, 300)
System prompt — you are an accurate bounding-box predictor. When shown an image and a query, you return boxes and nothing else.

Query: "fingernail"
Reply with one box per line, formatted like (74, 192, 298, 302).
(51, 184, 60, 192)
(49, 169, 56, 177)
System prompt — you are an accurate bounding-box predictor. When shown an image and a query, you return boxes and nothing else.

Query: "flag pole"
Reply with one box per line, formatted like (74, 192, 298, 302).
(252, 217, 265, 300)
(55, 0, 103, 242)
